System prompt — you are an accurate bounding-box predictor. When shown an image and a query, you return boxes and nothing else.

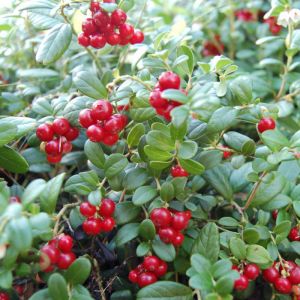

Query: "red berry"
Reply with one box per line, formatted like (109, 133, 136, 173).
(143, 256, 161, 272)
(41, 245, 60, 265)
(289, 227, 300, 241)
(43, 265, 55, 273)
(91, 100, 113, 121)
(279, 260, 297, 273)
(79, 109, 95, 128)
(119, 23, 134, 40)
(162, 104, 174, 121)
(9, 196, 21, 204)
(101, 217, 115, 232)
(52, 118, 70, 136)
(102, 133, 119, 146)
(87, 124, 104, 142)
(107, 32, 121, 45)
(171, 212, 189, 231)
(57, 252, 76, 270)
(14, 285, 24, 295)
(244, 264, 260, 280)
(90, 34, 106, 49)
(274, 277, 292, 294)
(47, 154, 62, 164)
(171, 165, 189, 177)
(90, 1, 101, 14)
(150, 208, 172, 228)
(184, 210, 192, 220)
(288, 266, 300, 284)
(154, 260, 168, 277)
(119, 37, 130, 46)
(235, 10, 254, 22)
(0, 292, 9, 300)
(149, 90, 168, 109)
(57, 235, 73, 253)
(257, 117, 276, 133)
(270, 23, 282, 35)
(129, 269, 139, 283)
(103, 116, 124, 134)
(272, 210, 278, 220)
(137, 272, 157, 288)
(158, 71, 181, 91)
(80, 202, 97, 217)
(223, 147, 232, 159)
(234, 275, 249, 291)
(93, 11, 110, 28)
(82, 18, 97, 35)
(64, 127, 79, 141)
(158, 227, 176, 244)
(45, 139, 61, 155)
(36, 123, 54, 141)
(99, 198, 116, 217)
(111, 9, 127, 26)
(62, 140, 72, 154)
(263, 266, 280, 283)
(78, 33, 90, 47)
(172, 231, 185, 246)
(103, 0, 115, 2)
(82, 217, 102, 235)
(130, 30, 144, 44)
(115, 114, 128, 129)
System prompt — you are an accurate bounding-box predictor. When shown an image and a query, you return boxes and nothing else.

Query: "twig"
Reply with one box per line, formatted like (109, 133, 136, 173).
(93, 258, 106, 300)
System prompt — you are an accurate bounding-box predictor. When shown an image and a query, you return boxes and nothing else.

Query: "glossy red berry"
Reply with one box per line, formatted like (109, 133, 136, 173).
(101, 217, 115, 232)
(52, 118, 70, 136)
(137, 272, 157, 288)
(36, 123, 54, 141)
(107, 32, 121, 45)
(82, 217, 102, 235)
(82, 18, 97, 35)
(274, 277, 292, 294)
(45, 140, 61, 155)
(62, 140, 72, 154)
(172, 231, 185, 246)
(234, 275, 249, 291)
(223, 147, 232, 159)
(119, 23, 134, 40)
(90, 1, 101, 14)
(90, 34, 106, 49)
(143, 256, 161, 272)
(87, 124, 104, 142)
(79, 109, 95, 128)
(149, 90, 168, 109)
(150, 208, 172, 228)
(103, 116, 123, 134)
(57, 235, 73, 253)
(93, 11, 110, 28)
(64, 127, 79, 141)
(91, 100, 113, 121)
(102, 133, 119, 146)
(47, 154, 62, 164)
(80, 202, 97, 217)
(41, 245, 60, 265)
(272, 210, 278, 220)
(0, 292, 9, 300)
(119, 37, 130, 46)
(111, 9, 127, 26)
(158, 227, 176, 244)
(172, 212, 189, 231)
(289, 227, 300, 241)
(129, 270, 139, 283)
(288, 266, 300, 284)
(99, 198, 116, 217)
(57, 252, 76, 270)
(235, 10, 254, 22)
(244, 264, 260, 280)
(9, 196, 21, 203)
(257, 117, 276, 133)
(158, 71, 181, 91)
(171, 165, 189, 177)
(130, 30, 144, 44)
(154, 260, 168, 277)
(78, 33, 90, 47)
(263, 266, 280, 283)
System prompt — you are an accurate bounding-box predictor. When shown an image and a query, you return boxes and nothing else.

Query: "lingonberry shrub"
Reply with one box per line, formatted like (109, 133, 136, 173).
(2, 0, 300, 299)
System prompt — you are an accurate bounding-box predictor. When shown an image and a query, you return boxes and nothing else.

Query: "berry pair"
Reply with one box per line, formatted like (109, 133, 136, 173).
(257, 117, 276, 133)
(80, 198, 116, 235)
(170, 164, 189, 177)
(264, 17, 282, 35)
(150, 208, 191, 247)
(235, 9, 254, 22)
(202, 35, 224, 57)
(233, 263, 260, 291)
(289, 226, 300, 241)
(40, 234, 76, 272)
(128, 255, 167, 288)
(79, 100, 127, 146)
(36, 118, 79, 164)
(263, 261, 300, 294)
(149, 71, 184, 121)
(78, 3, 144, 49)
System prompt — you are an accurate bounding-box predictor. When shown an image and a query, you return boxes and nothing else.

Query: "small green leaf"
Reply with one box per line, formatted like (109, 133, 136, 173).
(139, 219, 156, 240)
(115, 223, 139, 246)
(114, 202, 141, 225)
(127, 123, 145, 147)
(104, 154, 128, 179)
(48, 273, 68, 300)
(152, 238, 176, 262)
(65, 258, 92, 285)
(178, 159, 205, 175)
(84, 140, 106, 169)
(0, 146, 29, 174)
(229, 238, 246, 260)
(132, 186, 157, 206)
(160, 182, 174, 202)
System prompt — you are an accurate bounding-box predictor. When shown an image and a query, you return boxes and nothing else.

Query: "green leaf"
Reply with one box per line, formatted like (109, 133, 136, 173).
(29, 289, 51, 300)
(0, 269, 12, 289)
(178, 159, 205, 175)
(122, 168, 148, 190)
(218, 217, 239, 228)
(65, 171, 98, 195)
(146, 130, 175, 152)
(261, 129, 290, 152)
(114, 202, 141, 225)
(229, 238, 246, 260)
(139, 219, 156, 240)
(246, 244, 272, 266)
(132, 186, 157, 206)
(137, 282, 193, 300)
(0, 117, 36, 138)
(0, 122, 17, 146)
(144, 146, 173, 161)
(36, 23, 72, 64)
(127, 123, 145, 147)
(104, 154, 128, 179)
(115, 223, 139, 246)
(228, 77, 253, 105)
(161, 89, 188, 104)
(274, 220, 291, 244)
(136, 242, 151, 257)
(190, 254, 211, 273)
(224, 131, 256, 155)
(73, 71, 107, 99)
(48, 273, 68, 300)
(176, 45, 194, 75)
(21, 179, 46, 206)
(0, 146, 29, 174)
(65, 258, 92, 285)
(243, 228, 260, 244)
(84, 140, 105, 169)
(207, 107, 238, 133)
(178, 141, 198, 159)
(189, 273, 214, 292)
(160, 182, 174, 202)
(152, 238, 176, 262)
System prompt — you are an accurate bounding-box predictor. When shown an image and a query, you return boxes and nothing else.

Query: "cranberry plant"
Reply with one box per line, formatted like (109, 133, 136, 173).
(1, 0, 300, 299)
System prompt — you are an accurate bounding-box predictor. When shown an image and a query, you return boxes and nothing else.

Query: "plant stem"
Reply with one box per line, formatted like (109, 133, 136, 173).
(93, 258, 106, 300)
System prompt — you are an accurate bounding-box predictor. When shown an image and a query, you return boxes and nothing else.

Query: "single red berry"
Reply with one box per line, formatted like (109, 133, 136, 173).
(47, 154, 62, 164)
(91, 100, 113, 121)
(90, 34, 106, 49)
(232, 265, 239, 271)
(270, 23, 282, 35)
(263, 266, 280, 283)
(223, 147, 232, 159)
(158, 227, 176, 244)
(14, 285, 25, 295)
(78, 33, 90, 47)
(117, 104, 129, 111)
(143, 256, 161, 272)
(234, 275, 249, 291)
(79, 109, 95, 128)
(289, 227, 300, 241)
(80, 202, 97, 217)
(82, 217, 102, 235)
(36, 123, 54, 141)
(87, 124, 105, 142)
(111, 9, 127, 26)
(171, 212, 189, 231)
(103, 116, 124, 134)
(150, 208, 172, 228)
(119, 37, 130, 46)
(257, 117, 276, 133)
(93, 11, 110, 28)
(272, 210, 278, 220)
(274, 277, 292, 294)
(62, 140, 72, 154)
(129, 269, 139, 283)
(171, 165, 189, 177)
(101, 22, 115, 35)
(114, 114, 128, 129)
(57, 252, 76, 270)
(82, 18, 97, 35)
(149, 90, 168, 109)
(101, 217, 115, 232)
(41, 245, 60, 265)
(43, 265, 55, 273)
(52, 118, 70, 136)
(154, 260, 168, 277)
(172, 231, 185, 246)
(119, 23, 134, 40)
(184, 210, 192, 220)
(57, 235, 73, 253)
(103, 0, 115, 2)
(288, 266, 300, 284)
(235, 10, 254, 22)
(279, 260, 297, 273)
(45, 139, 61, 155)
(90, 1, 101, 14)
(107, 32, 121, 45)
(158, 71, 181, 90)
(99, 198, 116, 217)
(9, 196, 21, 203)
(137, 272, 157, 288)
(244, 264, 260, 280)
(0, 292, 9, 300)
(64, 127, 79, 141)
(130, 30, 144, 44)
(102, 133, 119, 146)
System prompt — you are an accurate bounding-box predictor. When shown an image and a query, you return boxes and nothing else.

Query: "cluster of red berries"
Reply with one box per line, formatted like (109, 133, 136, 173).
(289, 226, 300, 241)
(202, 35, 224, 57)
(80, 198, 116, 235)
(264, 17, 282, 35)
(257, 117, 276, 133)
(36, 118, 79, 164)
(149, 71, 184, 121)
(233, 263, 260, 291)
(170, 164, 189, 177)
(263, 261, 300, 295)
(128, 255, 168, 288)
(78, 1, 144, 48)
(150, 208, 191, 247)
(40, 234, 76, 272)
(79, 100, 127, 146)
